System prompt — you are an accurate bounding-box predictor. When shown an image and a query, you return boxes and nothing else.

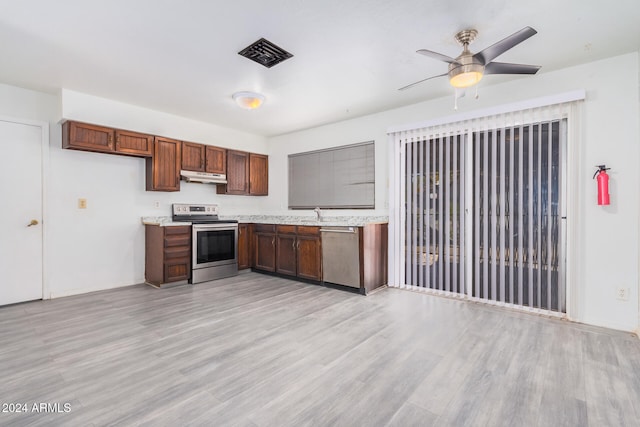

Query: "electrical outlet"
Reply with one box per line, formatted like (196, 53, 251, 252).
(78, 198, 87, 209)
(616, 287, 629, 301)
(154, 201, 160, 209)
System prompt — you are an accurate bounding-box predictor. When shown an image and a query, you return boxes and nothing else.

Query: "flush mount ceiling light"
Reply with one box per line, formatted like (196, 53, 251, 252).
(232, 91, 265, 110)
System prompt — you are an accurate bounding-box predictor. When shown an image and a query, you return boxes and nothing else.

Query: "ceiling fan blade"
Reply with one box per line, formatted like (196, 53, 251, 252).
(417, 49, 460, 65)
(398, 73, 447, 91)
(484, 62, 541, 75)
(473, 27, 537, 65)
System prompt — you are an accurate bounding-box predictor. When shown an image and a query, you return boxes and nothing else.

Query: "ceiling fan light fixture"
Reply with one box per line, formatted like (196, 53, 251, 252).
(232, 91, 265, 109)
(449, 63, 484, 88)
(400, 27, 539, 92)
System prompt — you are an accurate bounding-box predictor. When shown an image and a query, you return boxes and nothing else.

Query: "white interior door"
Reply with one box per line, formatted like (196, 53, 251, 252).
(0, 119, 43, 305)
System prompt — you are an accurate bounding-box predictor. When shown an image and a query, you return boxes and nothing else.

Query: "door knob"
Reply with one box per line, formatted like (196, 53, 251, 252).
(27, 219, 39, 227)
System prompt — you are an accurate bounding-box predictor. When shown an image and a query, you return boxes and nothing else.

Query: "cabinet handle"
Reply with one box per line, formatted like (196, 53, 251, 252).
(116, 136, 120, 146)
(292, 240, 295, 250)
(297, 241, 300, 249)
(272, 238, 275, 246)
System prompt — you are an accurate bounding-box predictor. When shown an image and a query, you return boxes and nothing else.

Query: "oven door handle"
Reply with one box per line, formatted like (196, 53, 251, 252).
(193, 223, 238, 231)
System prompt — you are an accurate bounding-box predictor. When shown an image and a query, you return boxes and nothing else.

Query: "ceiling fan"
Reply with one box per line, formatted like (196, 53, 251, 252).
(399, 26, 541, 91)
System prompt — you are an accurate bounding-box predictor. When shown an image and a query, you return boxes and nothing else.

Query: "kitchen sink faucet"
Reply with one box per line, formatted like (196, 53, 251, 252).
(314, 207, 323, 221)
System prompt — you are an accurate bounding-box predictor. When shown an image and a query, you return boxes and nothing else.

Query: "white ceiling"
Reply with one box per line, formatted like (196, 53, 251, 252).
(1, 0, 639, 137)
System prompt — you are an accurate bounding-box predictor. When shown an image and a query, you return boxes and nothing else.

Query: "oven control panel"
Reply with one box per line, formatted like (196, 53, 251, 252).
(172, 203, 219, 216)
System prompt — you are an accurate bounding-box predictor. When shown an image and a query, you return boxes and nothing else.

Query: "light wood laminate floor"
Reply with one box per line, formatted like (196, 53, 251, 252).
(1, 272, 639, 426)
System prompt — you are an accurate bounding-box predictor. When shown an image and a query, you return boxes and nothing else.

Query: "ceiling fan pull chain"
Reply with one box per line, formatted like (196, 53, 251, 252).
(475, 85, 479, 100)
(454, 90, 458, 110)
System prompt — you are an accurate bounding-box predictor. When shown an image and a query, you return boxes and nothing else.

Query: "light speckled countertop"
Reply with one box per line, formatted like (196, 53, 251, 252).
(141, 217, 191, 227)
(142, 215, 388, 227)
(220, 215, 388, 227)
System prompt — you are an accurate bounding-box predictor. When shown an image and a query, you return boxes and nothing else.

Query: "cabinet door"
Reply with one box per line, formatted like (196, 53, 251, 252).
(182, 141, 205, 171)
(63, 121, 115, 153)
(249, 153, 269, 195)
(205, 146, 226, 174)
(164, 259, 190, 282)
(297, 235, 322, 281)
(115, 129, 153, 157)
(218, 150, 249, 194)
(254, 232, 276, 272)
(238, 224, 252, 270)
(276, 234, 297, 276)
(146, 137, 181, 191)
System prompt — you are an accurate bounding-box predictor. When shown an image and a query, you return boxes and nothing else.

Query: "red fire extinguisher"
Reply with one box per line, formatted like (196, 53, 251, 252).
(593, 165, 611, 205)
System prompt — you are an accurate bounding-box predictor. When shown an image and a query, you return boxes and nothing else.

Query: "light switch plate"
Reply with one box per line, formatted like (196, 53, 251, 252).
(78, 198, 87, 209)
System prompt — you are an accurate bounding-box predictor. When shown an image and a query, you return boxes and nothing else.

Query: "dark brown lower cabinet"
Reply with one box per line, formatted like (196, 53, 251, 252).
(254, 224, 276, 272)
(238, 224, 253, 270)
(360, 223, 388, 294)
(250, 222, 386, 293)
(296, 232, 322, 281)
(145, 225, 191, 287)
(253, 225, 322, 281)
(276, 232, 297, 276)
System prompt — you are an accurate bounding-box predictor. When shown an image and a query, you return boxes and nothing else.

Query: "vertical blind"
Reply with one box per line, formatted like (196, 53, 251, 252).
(404, 133, 466, 294)
(472, 120, 564, 311)
(389, 97, 582, 315)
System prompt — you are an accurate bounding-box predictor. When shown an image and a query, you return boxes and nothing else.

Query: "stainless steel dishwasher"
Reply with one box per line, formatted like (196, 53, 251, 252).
(320, 226, 360, 288)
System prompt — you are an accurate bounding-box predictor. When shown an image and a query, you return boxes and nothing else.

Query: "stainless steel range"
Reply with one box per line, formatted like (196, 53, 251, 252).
(172, 203, 238, 284)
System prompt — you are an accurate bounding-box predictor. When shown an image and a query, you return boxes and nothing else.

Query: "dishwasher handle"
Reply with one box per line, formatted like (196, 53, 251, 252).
(320, 228, 357, 234)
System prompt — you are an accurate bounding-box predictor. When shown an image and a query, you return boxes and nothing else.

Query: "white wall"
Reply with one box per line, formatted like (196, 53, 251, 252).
(0, 84, 268, 298)
(266, 116, 390, 216)
(267, 52, 640, 332)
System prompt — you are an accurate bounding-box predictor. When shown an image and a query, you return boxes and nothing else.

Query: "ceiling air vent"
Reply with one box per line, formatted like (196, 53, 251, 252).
(238, 38, 293, 68)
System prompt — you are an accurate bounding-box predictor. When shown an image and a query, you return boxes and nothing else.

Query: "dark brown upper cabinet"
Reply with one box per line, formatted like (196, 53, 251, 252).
(63, 121, 114, 154)
(181, 142, 227, 175)
(217, 150, 268, 196)
(181, 141, 206, 171)
(205, 145, 226, 174)
(218, 150, 249, 195)
(249, 153, 269, 196)
(62, 120, 266, 195)
(146, 137, 181, 192)
(114, 129, 153, 157)
(62, 121, 153, 157)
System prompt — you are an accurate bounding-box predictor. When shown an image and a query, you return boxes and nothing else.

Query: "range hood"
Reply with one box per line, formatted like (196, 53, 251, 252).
(180, 170, 227, 185)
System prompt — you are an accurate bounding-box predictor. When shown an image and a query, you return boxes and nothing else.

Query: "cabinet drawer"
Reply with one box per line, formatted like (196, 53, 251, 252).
(296, 225, 320, 236)
(277, 225, 296, 234)
(164, 225, 191, 236)
(163, 226, 191, 247)
(254, 224, 276, 233)
(164, 246, 190, 259)
(165, 235, 190, 247)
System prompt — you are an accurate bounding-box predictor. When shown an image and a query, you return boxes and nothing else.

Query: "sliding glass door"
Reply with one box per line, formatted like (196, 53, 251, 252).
(405, 134, 466, 295)
(471, 120, 565, 312)
(400, 118, 566, 314)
